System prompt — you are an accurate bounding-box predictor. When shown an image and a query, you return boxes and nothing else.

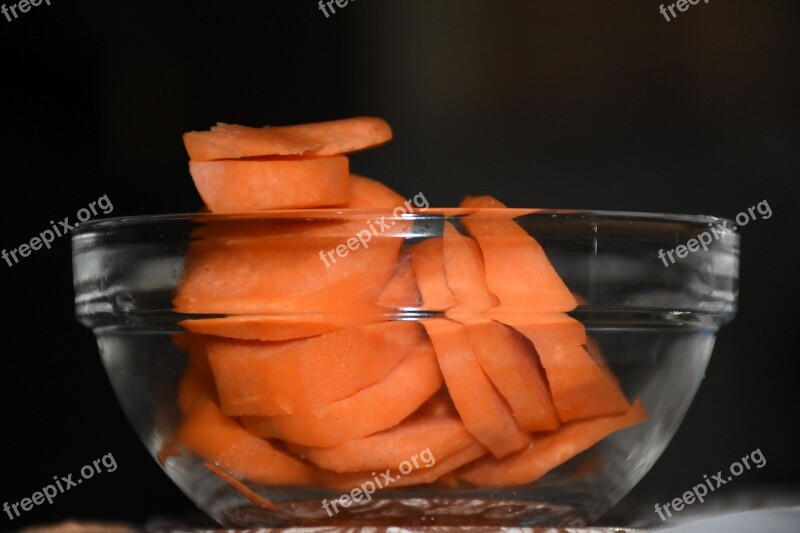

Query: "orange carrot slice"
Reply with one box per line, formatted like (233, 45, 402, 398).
(204, 462, 277, 509)
(183, 117, 393, 160)
(177, 333, 217, 415)
(207, 321, 419, 417)
(458, 399, 647, 486)
(175, 399, 317, 485)
(409, 238, 456, 311)
(376, 247, 422, 309)
(173, 230, 401, 315)
(242, 339, 442, 447)
(180, 313, 384, 342)
(341, 174, 407, 208)
(322, 441, 488, 491)
(462, 319, 559, 431)
(422, 319, 530, 458)
(491, 311, 629, 422)
(292, 411, 481, 473)
(441, 222, 498, 311)
(189, 156, 351, 214)
(460, 195, 577, 312)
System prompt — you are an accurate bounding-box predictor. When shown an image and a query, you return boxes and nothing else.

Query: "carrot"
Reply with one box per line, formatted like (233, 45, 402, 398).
(376, 247, 422, 309)
(458, 399, 647, 486)
(442, 222, 497, 311)
(180, 313, 384, 342)
(173, 229, 401, 315)
(175, 399, 317, 485)
(341, 174, 407, 208)
(323, 441, 488, 491)
(488, 310, 587, 352)
(409, 238, 456, 311)
(422, 319, 531, 458)
(462, 319, 559, 431)
(203, 462, 277, 510)
(460, 195, 577, 312)
(291, 411, 481, 473)
(189, 156, 351, 214)
(207, 321, 420, 417)
(183, 117, 393, 160)
(242, 338, 442, 447)
(176, 333, 216, 415)
(490, 311, 629, 421)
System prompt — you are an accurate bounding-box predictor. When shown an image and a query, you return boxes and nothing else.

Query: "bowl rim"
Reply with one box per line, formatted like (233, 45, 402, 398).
(72, 208, 737, 231)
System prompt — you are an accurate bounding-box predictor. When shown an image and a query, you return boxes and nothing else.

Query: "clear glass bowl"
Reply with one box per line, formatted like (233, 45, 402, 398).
(72, 209, 739, 528)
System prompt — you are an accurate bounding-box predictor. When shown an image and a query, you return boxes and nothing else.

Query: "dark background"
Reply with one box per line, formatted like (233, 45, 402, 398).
(0, 0, 797, 529)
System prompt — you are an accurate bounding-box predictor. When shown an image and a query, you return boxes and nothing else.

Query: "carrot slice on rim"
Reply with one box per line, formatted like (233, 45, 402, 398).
(180, 313, 385, 342)
(173, 230, 402, 315)
(460, 195, 577, 312)
(184, 117, 393, 160)
(189, 156, 351, 214)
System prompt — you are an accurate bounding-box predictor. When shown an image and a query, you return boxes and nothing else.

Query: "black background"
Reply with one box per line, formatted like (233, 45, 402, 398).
(0, 0, 798, 529)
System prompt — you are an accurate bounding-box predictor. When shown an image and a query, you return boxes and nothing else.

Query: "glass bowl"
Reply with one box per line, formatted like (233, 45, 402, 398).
(71, 208, 739, 528)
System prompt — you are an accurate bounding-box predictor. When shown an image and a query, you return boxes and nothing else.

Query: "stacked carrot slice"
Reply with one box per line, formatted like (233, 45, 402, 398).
(170, 117, 646, 492)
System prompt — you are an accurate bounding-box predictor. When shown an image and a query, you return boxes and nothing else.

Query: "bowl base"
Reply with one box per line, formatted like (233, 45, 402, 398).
(212, 497, 596, 528)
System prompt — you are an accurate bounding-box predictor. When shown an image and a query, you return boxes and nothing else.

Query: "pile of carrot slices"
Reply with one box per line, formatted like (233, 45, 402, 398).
(169, 117, 647, 492)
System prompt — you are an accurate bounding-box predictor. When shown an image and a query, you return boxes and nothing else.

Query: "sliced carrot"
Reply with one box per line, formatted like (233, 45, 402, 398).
(204, 462, 277, 509)
(180, 313, 385, 342)
(458, 399, 647, 486)
(460, 195, 577, 312)
(175, 399, 317, 485)
(376, 247, 422, 309)
(462, 319, 559, 431)
(207, 321, 419, 417)
(189, 156, 351, 214)
(183, 117, 393, 160)
(442, 222, 498, 311)
(323, 441, 487, 491)
(416, 388, 458, 418)
(241, 340, 442, 447)
(341, 174, 407, 208)
(173, 230, 401, 315)
(488, 310, 587, 353)
(422, 319, 530, 458)
(491, 311, 629, 422)
(292, 411, 481, 473)
(177, 333, 217, 415)
(409, 238, 456, 311)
